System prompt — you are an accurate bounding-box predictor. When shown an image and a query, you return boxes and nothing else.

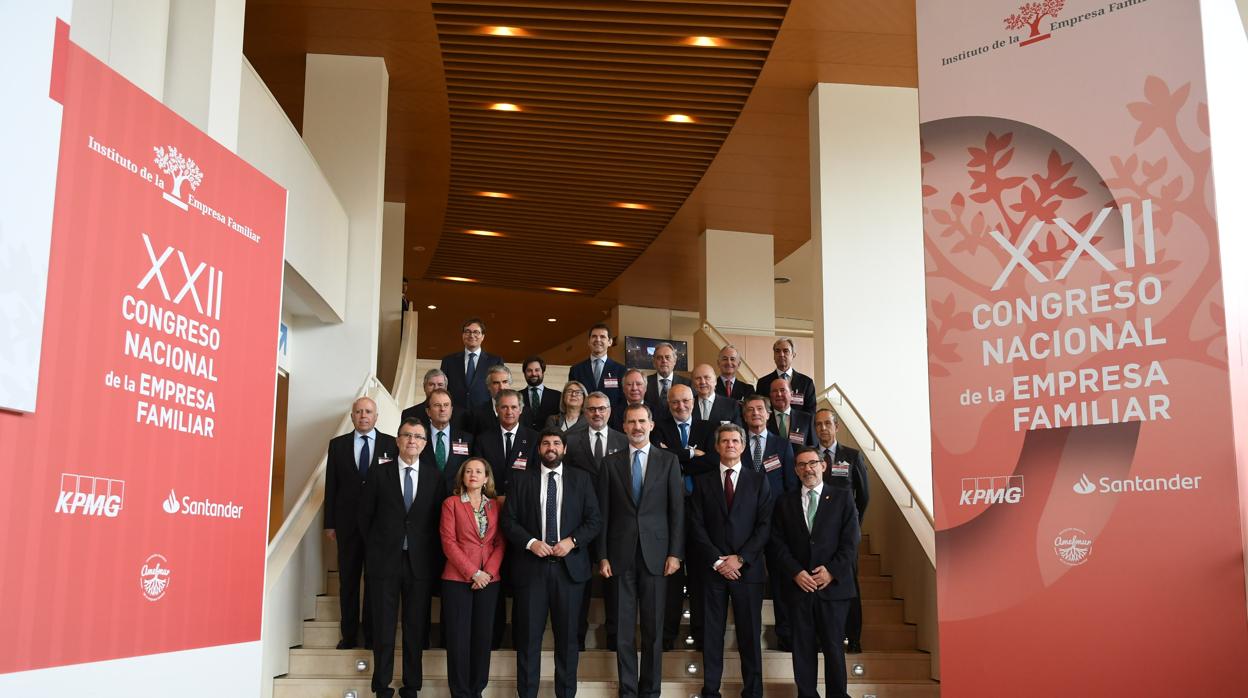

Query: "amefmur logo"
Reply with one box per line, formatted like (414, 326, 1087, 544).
(153, 145, 203, 211)
(1003, 0, 1065, 47)
(1054, 527, 1093, 566)
(959, 475, 1024, 506)
(55, 473, 124, 517)
(140, 553, 171, 601)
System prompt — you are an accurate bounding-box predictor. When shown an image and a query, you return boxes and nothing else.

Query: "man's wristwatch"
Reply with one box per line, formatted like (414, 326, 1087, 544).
(736, 555, 745, 566)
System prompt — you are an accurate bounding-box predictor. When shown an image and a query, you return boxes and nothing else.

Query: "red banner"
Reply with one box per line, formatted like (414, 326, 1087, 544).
(918, 1, 1248, 694)
(0, 21, 286, 673)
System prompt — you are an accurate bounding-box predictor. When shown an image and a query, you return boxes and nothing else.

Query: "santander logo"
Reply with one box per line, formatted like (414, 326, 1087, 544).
(1073, 474, 1096, 495)
(162, 490, 180, 514)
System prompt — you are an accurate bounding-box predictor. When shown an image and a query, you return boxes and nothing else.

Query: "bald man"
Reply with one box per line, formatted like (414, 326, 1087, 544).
(716, 345, 754, 403)
(325, 397, 398, 649)
(691, 363, 742, 427)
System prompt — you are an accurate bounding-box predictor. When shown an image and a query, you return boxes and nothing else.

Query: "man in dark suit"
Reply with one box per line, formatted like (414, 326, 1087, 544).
(608, 368, 648, 432)
(650, 384, 717, 650)
(767, 380, 817, 450)
(471, 389, 537, 499)
(715, 345, 754, 403)
(754, 337, 817, 414)
(643, 342, 691, 420)
(689, 423, 775, 698)
(562, 390, 627, 650)
(465, 364, 535, 436)
(400, 368, 461, 432)
(739, 393, 798, 651)
(419, 388, 473, 489)
(521, 355, 562, 431)
(501, 429, 603, 698)
(814, 408, 870, 654)
(596, 404, 684, 698)
(324, 397, 397, 650)
(769, 447, 861, 698)
(692, 363, 742, 427)
(359, 418, 444, 698)
(439, 317, 503, 411)
(568, 323, 626, 405)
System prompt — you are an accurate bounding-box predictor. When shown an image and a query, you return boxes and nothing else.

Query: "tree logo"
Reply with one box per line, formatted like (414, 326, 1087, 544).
(1053, 528, 1093, 566)
(139, 553, 171, 601)
(152, 145, 203, 210)
(1004, 1, 1065, 47)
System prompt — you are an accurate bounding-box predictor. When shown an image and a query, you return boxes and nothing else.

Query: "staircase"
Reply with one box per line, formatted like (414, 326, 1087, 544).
(273, 533, 938, 697)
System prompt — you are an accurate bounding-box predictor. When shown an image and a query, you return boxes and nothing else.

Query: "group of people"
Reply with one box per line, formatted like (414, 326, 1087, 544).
(324, 318, 870, 698)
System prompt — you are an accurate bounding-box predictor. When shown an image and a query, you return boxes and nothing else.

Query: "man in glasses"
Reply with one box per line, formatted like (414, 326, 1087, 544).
(439, 317, 502, 411)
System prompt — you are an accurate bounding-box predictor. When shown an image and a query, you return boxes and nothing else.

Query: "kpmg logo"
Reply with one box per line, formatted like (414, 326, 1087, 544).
(1072, 473, 1202, 495)
(1054, 528, 1093, 566)
(959, 475, 1024, 506)
(153, 145, 203, 211)
(55, 473, 125, 517)
(140, 553, 171, 601)
(160, 489, 244, 519)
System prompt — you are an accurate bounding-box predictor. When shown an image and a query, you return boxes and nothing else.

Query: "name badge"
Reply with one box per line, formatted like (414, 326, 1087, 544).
(512, 457, 528, 470)
(452, 441, 469, 455)
(829, 461, 850, 478)
(763, 454, 781, 472)
(719, 420, 731, 425)
(378, 455, 393, 464)
(789, 431, 805, 445)
(791, 394, 804, 406)
(603, 377, 619, 389)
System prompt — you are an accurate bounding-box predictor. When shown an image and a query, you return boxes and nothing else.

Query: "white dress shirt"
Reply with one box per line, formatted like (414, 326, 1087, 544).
(397, 456, 420, 497)
(629, 444, 650, 481)
(801, 481, 825, 530)
(712, 463, 742, 569)
(353, 428, 378, 464)
(464, 349, 480, 373)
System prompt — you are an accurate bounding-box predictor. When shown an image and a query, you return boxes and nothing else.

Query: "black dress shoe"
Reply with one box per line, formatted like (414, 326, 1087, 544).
(776, 638, 792, 652)
(605, 639, 618, 652)
(847, 641, 863, 654)
(336, 639, 356, 650)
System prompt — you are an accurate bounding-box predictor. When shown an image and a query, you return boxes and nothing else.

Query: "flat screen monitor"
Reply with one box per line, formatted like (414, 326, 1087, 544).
(624, 336, 689, 372)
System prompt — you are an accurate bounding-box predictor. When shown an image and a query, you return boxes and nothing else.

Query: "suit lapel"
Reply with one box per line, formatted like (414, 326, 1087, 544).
(810, 490, 835, 538)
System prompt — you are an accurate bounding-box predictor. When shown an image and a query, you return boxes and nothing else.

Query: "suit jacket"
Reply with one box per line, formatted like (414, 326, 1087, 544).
(768, 485, 860, 600)
(716, 376, 754, 403)
(650, 417, 719, 483)
(440, 349, 503, 411)
(767, 409, 817, 450)
(568, 355, 626, 405)
(688, 466, 774, 582)
(358, 458, 445, 579)
(440, 495, 505, 582)
(399, 400, 464, 434)
(420, 426, 474, 490)
(564, 426, 628, 479)
(324, 430, 398, 534)
(522, 385, 563, 431)
(643, 373, 691, 419)
(740, 430, 799, 496)
(755, 369, 818, 413)
(594, 446, 685, 575)
(819, 443, 870, 523)
(692, 393, 742, 428)
(544, 412, 589, 434)
(471, 424, 538, 496)
(500, 466, 603, 585)
(466, 402, 536, 437)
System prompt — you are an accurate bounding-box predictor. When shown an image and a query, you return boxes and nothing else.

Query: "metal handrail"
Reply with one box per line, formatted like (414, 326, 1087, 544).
(819, 382, 934, 526)
(699, 321, 760, 386)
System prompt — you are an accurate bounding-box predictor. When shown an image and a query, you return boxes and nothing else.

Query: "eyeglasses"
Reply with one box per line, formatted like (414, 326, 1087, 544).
(462, 329, 484, 336)
(566, 390, 584, 396)
(398, 433, 428, 441)
(585, 406, 609, 413)
(795, 459, 822, 468)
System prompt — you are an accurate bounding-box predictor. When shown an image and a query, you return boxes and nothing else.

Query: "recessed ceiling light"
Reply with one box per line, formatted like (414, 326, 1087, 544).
(476, 191, 513, 198)
(490, 102, 521, 112)
(466, 229, 505, 237)
(588, 240, 627, 247)
(774, 277, 791, 284)
(485, 26, 526, 37)
(412, 245, 425, 252)
(426, 304, 437, 310)
(548, 286, 579, 293)
(611, 202, 650, 210)
(685, 36, 722, 47)
(512, 339, 521, 343)
(547, 317, 557, 322)
(664, 114, 694, 123)
(443, 276, 477, 283)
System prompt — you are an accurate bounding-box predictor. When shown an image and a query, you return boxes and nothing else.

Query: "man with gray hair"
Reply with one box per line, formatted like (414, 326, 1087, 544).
(716, 345, 754, 403)
(755, 337, 817, 414)
(644, 341, 691, 420)
(466, 364, 534, 435)
(401, 368, 459, 432)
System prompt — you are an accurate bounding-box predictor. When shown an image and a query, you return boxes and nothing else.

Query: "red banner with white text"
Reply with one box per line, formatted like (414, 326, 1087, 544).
(0, 21, 286, 673)
(918, 1, 1248, 694)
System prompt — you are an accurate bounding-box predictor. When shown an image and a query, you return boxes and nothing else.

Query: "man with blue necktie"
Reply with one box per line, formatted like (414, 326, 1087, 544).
(439, 317, 502, 411)
(568, 323, 626, 405)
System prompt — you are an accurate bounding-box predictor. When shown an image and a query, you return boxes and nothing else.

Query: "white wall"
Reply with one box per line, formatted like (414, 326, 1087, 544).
(809, 83, 933, 508)
(378, 202, 406, 389)
(700, 229, 776, 335)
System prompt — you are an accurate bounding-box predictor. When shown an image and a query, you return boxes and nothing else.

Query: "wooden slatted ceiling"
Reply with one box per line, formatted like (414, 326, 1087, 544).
(425, 0, 790, 294)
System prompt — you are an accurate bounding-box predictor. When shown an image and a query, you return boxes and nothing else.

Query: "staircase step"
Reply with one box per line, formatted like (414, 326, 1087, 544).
(274, 676, 938, 698)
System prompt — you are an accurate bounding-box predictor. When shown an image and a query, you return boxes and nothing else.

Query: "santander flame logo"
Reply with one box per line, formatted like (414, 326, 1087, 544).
(162, 490, 180, 514)
(1073, 474, 1096, 495)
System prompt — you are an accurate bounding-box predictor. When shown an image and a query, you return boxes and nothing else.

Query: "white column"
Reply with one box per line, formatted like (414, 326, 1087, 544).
(378, 201, 406, 390)
(162, 0, 245, 150)
(700, 228, 775, 335)
(808, 82, 932, 504)
(70, 0, 170, 100)
(282, 54, 389, 511)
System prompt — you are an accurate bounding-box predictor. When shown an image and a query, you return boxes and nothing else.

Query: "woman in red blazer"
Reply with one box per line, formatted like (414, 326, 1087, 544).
(440, 456, 504, 698)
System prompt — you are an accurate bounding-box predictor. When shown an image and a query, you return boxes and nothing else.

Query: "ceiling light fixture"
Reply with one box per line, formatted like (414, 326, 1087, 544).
(548, 286, 579, 293)
(588, 239, 627, 247)
(774, 276, 791, 284)
(466, 229, 505, 237)
(426, 304, 437, 310)
(485, 26, 526, 37)
(547, 317, 558, 322)
(443, 276, 477, 283)
(512, 339, 521, 343)
(611, 202, 651, 210)
(664, 113, 694, 123)
(490, 102, 521, 112)
(476, 191, 513, 199)
(685, 36, 722, 47)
